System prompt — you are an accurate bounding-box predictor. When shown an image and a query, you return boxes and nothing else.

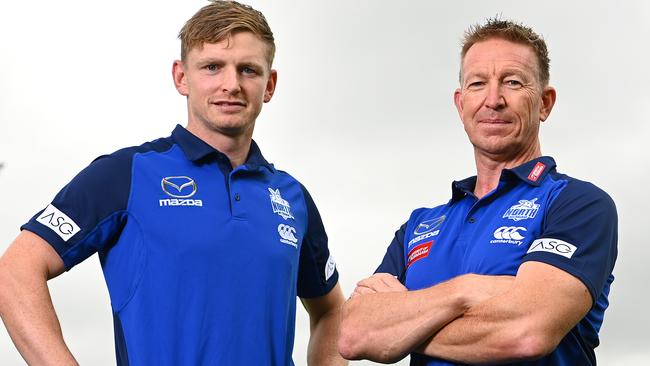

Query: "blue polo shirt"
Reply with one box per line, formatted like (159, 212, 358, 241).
(377, 157, 617, 366)
(22, 125, 339, 366)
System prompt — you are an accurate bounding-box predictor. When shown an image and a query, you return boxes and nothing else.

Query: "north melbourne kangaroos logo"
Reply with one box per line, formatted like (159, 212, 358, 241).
(268, 188, 294, 220)
(503, 198, 540, 221)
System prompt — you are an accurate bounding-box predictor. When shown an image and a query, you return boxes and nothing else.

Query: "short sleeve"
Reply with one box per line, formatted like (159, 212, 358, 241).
(522, 180, 618, 302)
(375, 222, 407, 283)
(296, 184, 338, 298)
(21, 152, 133, 270)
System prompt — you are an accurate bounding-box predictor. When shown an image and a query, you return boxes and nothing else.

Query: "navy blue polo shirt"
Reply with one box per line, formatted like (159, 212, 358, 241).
(22, 125, 339, 366)
(377, 157, 617, 366)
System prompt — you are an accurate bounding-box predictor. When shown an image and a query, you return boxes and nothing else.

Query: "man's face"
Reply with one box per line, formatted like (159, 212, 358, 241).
(173, 32, 277, 138)
(454, 38, 555, 162)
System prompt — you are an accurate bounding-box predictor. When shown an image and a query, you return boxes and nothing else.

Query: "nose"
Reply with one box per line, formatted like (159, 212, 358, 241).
(220, 67, 241, 95)
(484, 82, 505, 110)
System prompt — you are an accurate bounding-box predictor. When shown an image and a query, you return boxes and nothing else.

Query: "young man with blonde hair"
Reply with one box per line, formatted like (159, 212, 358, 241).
(0, 1, 346, 365)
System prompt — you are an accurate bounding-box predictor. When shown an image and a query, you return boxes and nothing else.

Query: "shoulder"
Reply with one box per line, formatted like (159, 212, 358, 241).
(545, 171, 616, 214)
(71, 135, 175, 186)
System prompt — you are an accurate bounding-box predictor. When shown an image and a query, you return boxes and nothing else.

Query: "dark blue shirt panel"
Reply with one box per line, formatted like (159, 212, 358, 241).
(375, 222, 408, 283)
(21, 139, 173, 269)
(523, 175, 618, 303)
(373, 157, 617, 366)
(297, 183, 339, 298)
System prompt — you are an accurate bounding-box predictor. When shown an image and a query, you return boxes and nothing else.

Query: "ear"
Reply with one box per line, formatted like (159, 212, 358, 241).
(453, 88, 463, 120)
(539, 86, 556, 122)
(172, 60, 189, 97)
(264, 69, 278, 103)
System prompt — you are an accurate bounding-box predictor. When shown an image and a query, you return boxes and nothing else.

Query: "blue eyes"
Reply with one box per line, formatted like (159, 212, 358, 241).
(467, 80, 523, 88)
(241, 67, 257, 75)
(203, 65, 258, 76)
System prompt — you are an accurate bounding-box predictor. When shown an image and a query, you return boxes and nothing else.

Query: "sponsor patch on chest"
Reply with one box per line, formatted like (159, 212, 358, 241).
(406, 241, 434, 268)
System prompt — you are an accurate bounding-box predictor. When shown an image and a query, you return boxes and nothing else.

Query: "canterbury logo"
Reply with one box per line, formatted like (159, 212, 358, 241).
(161, 176, 197, 198)
(493, 226, 527, 240)
(278, 224, 298, 247)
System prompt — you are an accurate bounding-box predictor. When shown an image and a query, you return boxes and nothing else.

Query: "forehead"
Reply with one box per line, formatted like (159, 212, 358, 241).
(463, 38, 538, 75)
(186, 32, 271, 64)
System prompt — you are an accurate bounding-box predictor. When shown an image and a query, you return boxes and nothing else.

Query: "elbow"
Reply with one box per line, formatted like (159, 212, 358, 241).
(337, 299, 404, 363)
(337, 300, 366, 360)
(498, 329, 559, 361)
(338, 332, 401, 363)
(513, 333, 558, 360)
(337, 331, 362, 361)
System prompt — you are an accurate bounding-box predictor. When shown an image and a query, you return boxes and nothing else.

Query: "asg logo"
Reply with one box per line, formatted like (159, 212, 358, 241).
(36, 204, 81, 242)
(278, 224, 298, 247)
(159, 176, 203, 207)
(493, 226, 527, 240)
(527, 238, 577, 259)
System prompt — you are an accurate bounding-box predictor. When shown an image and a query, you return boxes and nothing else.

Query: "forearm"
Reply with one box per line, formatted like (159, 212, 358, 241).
(418, 262, 591, 364)
(417, 296, 537, 364)
(338, 280, 466, 363)
(0, 267, 78, 366)
(307, 306, 347, 366)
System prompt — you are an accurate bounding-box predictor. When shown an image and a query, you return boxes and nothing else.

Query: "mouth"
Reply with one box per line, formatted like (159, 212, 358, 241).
(478, 118, 510, 124)
(212, 100, 246, 113)
(213, 100, 246, 106)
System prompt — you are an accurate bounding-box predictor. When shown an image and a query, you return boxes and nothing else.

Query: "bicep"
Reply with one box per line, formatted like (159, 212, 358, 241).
(508, 261, 591, 339)
(301, 282, 345, 324)
(1, 230, 65, 281)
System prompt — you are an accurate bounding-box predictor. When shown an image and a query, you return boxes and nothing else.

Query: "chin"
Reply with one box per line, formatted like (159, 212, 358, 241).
(213, 122, 253, 137)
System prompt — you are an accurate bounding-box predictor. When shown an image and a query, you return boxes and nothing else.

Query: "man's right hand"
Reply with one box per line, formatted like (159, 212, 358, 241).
(351, 273, 407, 297)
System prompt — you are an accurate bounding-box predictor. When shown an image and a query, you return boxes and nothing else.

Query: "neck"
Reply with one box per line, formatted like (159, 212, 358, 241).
(473, 144, 541, 198)
(186, 122, 253, 168)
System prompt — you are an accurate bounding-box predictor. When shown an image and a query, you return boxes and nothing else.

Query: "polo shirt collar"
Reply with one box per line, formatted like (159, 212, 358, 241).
(505, 156, 556, 186)
(171, 124, 275, 172)
(451, 156, 557, 201)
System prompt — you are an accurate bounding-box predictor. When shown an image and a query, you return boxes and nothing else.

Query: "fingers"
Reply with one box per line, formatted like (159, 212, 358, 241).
(351, 285, 376, 298)
(353, 273, 407, 296)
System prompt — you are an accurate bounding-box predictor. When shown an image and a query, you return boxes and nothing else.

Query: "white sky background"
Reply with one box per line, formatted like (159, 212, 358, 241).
(1, 0, 649, 364)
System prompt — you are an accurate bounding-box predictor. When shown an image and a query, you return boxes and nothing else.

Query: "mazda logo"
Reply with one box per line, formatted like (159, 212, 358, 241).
(161, 176, 197, 198)
(414, 216, 446, 235)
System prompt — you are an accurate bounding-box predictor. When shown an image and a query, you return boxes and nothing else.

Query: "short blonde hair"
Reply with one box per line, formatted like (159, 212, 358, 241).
(460, 17, 550, 86)
(178, 0, 275, 66)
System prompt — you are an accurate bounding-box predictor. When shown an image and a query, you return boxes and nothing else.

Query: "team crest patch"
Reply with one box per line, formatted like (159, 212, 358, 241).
(268, 188, 294, 220)
(502, 198, 540, 221)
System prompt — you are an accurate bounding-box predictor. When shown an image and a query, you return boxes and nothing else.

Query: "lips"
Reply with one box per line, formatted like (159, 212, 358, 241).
(212, 100, 246, 113)
(478, 118, 510, 124)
